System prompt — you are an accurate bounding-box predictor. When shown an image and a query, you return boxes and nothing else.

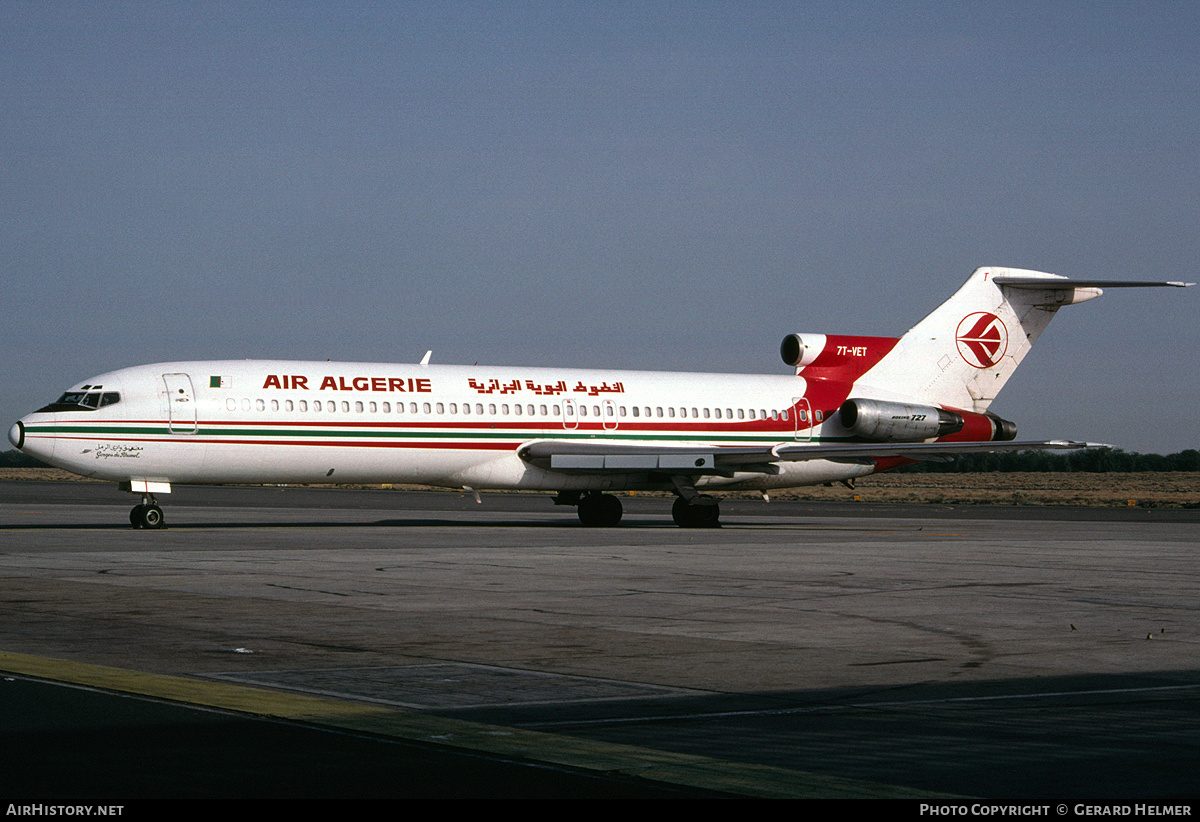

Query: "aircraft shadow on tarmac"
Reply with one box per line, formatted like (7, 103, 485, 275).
(0, 516, 690, 530)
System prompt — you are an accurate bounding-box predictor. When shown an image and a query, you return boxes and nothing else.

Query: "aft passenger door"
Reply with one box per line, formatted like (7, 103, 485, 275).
(793, 397, 812, 442)
(602, 400, 618, 431)
(163, 373, 198, 434)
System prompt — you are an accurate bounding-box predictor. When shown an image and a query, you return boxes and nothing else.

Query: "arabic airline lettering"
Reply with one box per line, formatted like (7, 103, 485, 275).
(8, 267, 1192, 529)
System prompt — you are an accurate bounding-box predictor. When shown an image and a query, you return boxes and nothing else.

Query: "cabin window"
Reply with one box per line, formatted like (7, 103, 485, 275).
(513, 404, 522, 416)
(284, 400, 293, 412)
(737, 409, 744, 419)
(355, 401, 365, 413)
(540, 404, 548, 416)
(410, 402, 419, 414)
(477, 403, 484, 415)
(227, 398, 236, 411)
(552, 404, 560, 415)
(382, 402, 390, 413)
(704, 408, 711, 419)
(422, 403, 431, 414)
(436, 403, 445, 414)
(271, 400, 279, 412)
(579, 405, 586, 417)
(340, 401, 349, 413)
(298, 400, 307, 412)
(449, 403, 457, 414)
(488, 404, 497, 415)
(631, 406, 639, 417)
(369, 401, 377, 413)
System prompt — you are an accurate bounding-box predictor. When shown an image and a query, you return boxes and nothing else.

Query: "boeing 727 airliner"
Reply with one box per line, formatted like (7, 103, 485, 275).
(8, 267, 1191, 528)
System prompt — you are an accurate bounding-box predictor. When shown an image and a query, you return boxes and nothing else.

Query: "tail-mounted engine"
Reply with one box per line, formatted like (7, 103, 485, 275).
(838, 398, 1018, 443)
(839, 398, 962, 442)
(780, 333, 824, 368)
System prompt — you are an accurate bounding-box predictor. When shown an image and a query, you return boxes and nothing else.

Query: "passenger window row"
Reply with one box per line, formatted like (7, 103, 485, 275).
(220, 397, 808, 422)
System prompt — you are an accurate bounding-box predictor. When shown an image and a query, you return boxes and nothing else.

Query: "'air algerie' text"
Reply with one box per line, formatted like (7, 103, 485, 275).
(262, 375, 433, 393)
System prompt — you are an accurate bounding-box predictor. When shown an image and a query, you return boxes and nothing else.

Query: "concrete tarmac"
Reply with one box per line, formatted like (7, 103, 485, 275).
(1, 481, 1197, 801)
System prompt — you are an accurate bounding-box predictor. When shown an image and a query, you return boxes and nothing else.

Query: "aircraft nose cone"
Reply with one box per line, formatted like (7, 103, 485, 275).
(8, 420, 23, 449)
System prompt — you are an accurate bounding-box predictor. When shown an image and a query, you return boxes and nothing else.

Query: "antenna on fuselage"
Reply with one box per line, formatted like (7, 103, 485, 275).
(419, 350, 432, 366)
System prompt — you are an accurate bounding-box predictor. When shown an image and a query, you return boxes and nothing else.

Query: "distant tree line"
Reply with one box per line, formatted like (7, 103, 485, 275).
(894, 448, 1200, 473)
(2, 450, 48, 467)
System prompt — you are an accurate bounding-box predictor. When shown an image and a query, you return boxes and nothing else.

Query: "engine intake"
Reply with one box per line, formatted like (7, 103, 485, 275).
(780, 333, 825, 368)
(839, 398, 964, 442)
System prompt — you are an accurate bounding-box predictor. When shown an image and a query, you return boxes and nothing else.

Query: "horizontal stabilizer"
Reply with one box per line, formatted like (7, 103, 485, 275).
(992, 277, 1194, 289)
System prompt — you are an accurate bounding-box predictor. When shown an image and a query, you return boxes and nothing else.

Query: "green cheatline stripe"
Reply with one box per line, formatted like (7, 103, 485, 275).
(0, 649, 953, 799)
(26, 423, 837, 446)
(26, 424, 167, 436)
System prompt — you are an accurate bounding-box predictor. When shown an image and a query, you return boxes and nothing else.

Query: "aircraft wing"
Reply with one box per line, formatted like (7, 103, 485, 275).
(517, 438, 1102, 476)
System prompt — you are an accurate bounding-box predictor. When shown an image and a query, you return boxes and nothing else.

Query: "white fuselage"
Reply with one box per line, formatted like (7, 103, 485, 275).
(12, 360, 876, 492)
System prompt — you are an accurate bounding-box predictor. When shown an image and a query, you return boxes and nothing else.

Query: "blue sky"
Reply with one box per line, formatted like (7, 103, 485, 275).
(3, 2, 1197, 453)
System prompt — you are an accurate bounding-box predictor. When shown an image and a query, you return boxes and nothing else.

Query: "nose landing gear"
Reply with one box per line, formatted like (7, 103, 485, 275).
(119, 480, 171, 529)
(130, 497, 165, 529)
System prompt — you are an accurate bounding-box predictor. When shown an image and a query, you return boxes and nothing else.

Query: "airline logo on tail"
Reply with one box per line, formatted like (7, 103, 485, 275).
(955, 312, 1008, 369)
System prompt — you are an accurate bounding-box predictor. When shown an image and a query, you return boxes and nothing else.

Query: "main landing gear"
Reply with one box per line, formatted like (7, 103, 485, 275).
(554, 490, 623, 527)
(577, 491, 624, 527)
(555, 488, 721, 528)
(671, 494, 720, 528)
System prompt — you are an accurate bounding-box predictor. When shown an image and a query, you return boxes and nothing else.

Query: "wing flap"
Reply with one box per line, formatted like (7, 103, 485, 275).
(518, 438, 1102, 476)
(520, 440, 768, 474)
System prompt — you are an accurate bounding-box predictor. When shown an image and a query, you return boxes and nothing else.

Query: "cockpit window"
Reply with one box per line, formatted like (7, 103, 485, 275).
(37, 392, 121, 413)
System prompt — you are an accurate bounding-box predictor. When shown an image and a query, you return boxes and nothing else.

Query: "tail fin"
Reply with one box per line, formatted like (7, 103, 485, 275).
(856, 267, 1191, 412)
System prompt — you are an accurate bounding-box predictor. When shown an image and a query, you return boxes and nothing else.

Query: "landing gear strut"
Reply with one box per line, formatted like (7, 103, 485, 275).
(575, 492, 623, 527)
